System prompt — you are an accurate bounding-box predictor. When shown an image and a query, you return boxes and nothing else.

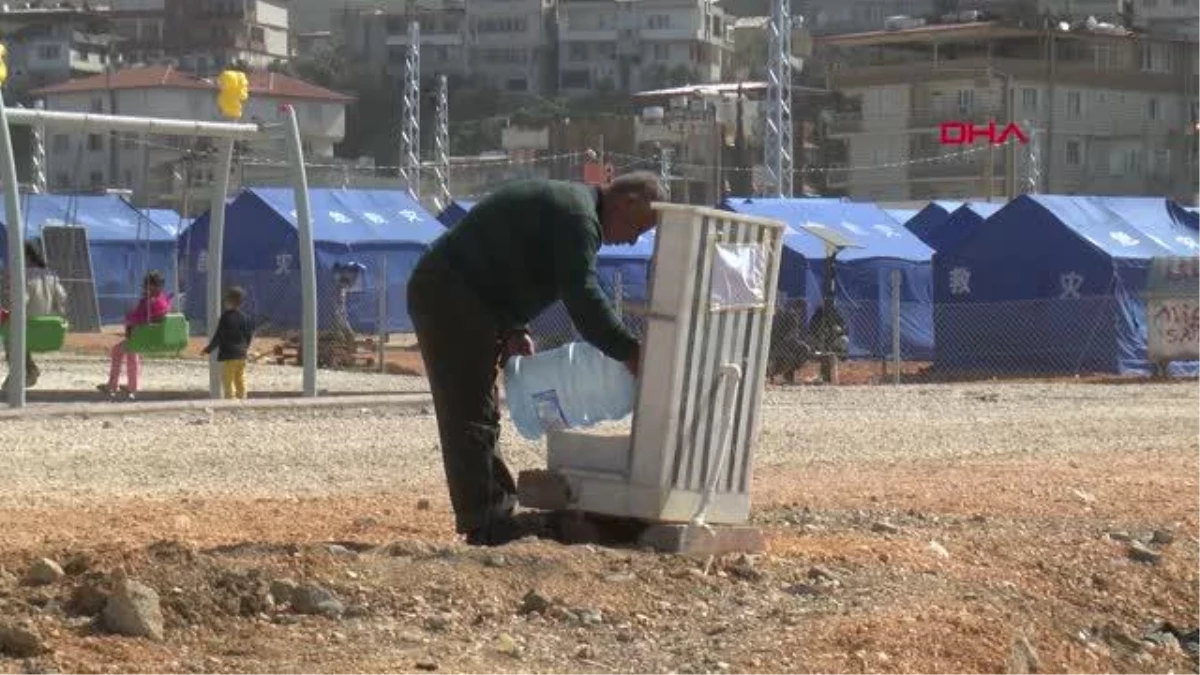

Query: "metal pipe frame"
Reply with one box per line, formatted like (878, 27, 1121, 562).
(0, 104, 317, 408)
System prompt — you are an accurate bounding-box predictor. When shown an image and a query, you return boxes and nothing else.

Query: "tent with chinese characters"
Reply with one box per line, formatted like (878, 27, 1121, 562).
(177, 187, 441, 334)
(0, 193, 177, 325)
(932, 194, 1200, 375)
(722, 197, 935, 360)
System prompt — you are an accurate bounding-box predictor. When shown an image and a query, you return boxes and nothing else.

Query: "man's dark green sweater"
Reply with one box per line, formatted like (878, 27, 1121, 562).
(424, 179, 638, 362)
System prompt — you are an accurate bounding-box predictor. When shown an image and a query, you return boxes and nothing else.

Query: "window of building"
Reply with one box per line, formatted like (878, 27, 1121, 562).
(1139, 43, 1171, 73)
(1147, 97, 1160, 121)
(647, 14, 671, 29)
(87, 134, 104, 152)
(37, 44, 62, 60)
(568, 43, 589, 62)
(475, 17, 527, 33)
(1067, 91, 1082, 118)
(1153, 149, 1170, 174)
(122, 133, 137, 150)
(561, 70, 591, 89)
(1021, 88, 1038, 113)
(506, 78, 528, 92)
(597, 42, 616, 59)
(251, 26, 265, 42)
(89, 171, 104, 187)
(1066, 140, 1082, 166)
(956, 89, 974, 115)
(653, 44, 670, 60)
(52, 135, 69, 153)
(1110, 148, 1142, 175)
(91, 97, 104, 113)
(123, 170, 134, 187)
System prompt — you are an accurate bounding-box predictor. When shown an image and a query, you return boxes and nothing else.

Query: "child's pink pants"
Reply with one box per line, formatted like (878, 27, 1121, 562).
(107, 340, 140, 391)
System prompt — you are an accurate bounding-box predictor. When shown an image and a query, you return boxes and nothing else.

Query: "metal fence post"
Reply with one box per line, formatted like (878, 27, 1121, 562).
(614, 269, 624, 319)
(377, 256, 387, 374)
(890, 269, 902, 385)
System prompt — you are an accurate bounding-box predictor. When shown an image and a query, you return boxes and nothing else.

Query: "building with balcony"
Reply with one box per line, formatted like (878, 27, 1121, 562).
(557, 0, 732, 94)
(32, 65, 352, 209)
(817, 22, 1198, 202)
(0, 6, 121, 95)
(105, 0, 167, 66)
(335, 0, 469, 85)
(334, 0, 555, 93)
(105, 0, 290, 73)
(468, 0, 558, 93)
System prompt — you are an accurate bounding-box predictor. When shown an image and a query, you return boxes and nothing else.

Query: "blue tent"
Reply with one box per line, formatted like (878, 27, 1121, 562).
(436, 199, 476, 228)
(885, 209, 919, 227)
(933, 194, 1200, 375)
(923, 203, 1003, 253)
(140, 208, 191, 237)
(723, 197, 935, 360)
(177, 187, 441, 334)
(0, 194, 176, 325)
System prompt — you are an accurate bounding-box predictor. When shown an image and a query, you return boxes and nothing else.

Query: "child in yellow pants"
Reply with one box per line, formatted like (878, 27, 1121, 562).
(202, 286, 257, 399)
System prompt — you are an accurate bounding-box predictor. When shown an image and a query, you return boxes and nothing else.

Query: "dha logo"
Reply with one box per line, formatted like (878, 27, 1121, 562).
(940, 121, 1030, 145)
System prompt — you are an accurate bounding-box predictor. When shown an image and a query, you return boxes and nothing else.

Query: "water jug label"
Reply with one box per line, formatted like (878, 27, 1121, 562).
(531, 390, 568, 432)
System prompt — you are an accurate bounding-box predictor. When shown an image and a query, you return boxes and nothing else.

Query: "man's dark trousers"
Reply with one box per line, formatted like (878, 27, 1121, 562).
(407, 253, 517, 535)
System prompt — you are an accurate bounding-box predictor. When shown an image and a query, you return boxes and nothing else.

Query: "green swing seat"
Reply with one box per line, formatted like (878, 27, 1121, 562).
(0, 315, 69, 353)
(127, 313, 190, 355)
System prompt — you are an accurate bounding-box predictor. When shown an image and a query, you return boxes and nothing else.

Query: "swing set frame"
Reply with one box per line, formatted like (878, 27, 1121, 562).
(0, 95, 320, 409)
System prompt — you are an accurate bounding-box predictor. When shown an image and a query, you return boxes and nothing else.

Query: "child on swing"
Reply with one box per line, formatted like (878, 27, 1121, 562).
(98, 270, 169, 399)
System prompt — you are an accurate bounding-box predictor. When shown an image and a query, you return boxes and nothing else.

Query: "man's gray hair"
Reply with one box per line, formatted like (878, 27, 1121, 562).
(608, 171, 664, 202)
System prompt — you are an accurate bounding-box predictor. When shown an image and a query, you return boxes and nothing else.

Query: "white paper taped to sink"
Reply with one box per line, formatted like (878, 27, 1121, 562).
(710, 243, 767, 310)
(503, 341, 636, 441)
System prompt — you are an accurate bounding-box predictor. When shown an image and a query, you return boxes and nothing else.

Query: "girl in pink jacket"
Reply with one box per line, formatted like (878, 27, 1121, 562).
(98, 271, 169, 398)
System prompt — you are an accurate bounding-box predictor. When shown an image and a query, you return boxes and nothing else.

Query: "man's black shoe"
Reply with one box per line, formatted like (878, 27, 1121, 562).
(465, 512, 550, 547)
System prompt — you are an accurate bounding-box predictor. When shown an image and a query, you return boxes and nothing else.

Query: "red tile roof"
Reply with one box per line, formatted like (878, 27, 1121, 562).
(31, 65, 354, 103)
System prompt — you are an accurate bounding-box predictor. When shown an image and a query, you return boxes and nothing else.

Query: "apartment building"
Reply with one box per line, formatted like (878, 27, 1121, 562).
(335, 0, 555, 94)
(557, 0, 732, 94)
(32, 65, 351, 207)
(818, 22, 1198, 202)
(337, 0, 469, 84)
(0, 6, 120, 94)
(469, 0, 558, 93)
(106, 0, 290, 72)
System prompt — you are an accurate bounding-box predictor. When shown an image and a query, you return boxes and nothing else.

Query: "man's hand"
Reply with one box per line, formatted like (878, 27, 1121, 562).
(503, 330, 535, 360)
(624, 343, 641, 377)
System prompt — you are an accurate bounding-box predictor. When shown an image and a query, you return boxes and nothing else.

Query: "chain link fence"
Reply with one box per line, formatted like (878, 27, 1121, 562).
(10, 140, 1197, 400)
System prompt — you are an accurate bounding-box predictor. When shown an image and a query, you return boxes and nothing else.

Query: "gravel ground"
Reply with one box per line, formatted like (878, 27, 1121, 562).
(0, 380, 1195, 674)
(0, 380, 1192, 506)
(8, 354, 427, 399)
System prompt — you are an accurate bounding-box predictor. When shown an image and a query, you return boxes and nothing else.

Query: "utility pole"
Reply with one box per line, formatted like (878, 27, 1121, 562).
(1003, 72, 1018, 199)
(658, 144, 672, 199)
(30, 101, 45, 194)
(399, 20, 421, 199)
(433, 73, 450, 209)
(765, 0, 794, 197)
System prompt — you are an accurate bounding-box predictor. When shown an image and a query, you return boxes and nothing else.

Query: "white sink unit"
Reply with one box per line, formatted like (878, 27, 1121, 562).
(519, 203, 787, 528)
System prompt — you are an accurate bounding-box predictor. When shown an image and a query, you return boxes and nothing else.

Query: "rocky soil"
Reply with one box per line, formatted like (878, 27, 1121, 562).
(0, 381, 1195, 673)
